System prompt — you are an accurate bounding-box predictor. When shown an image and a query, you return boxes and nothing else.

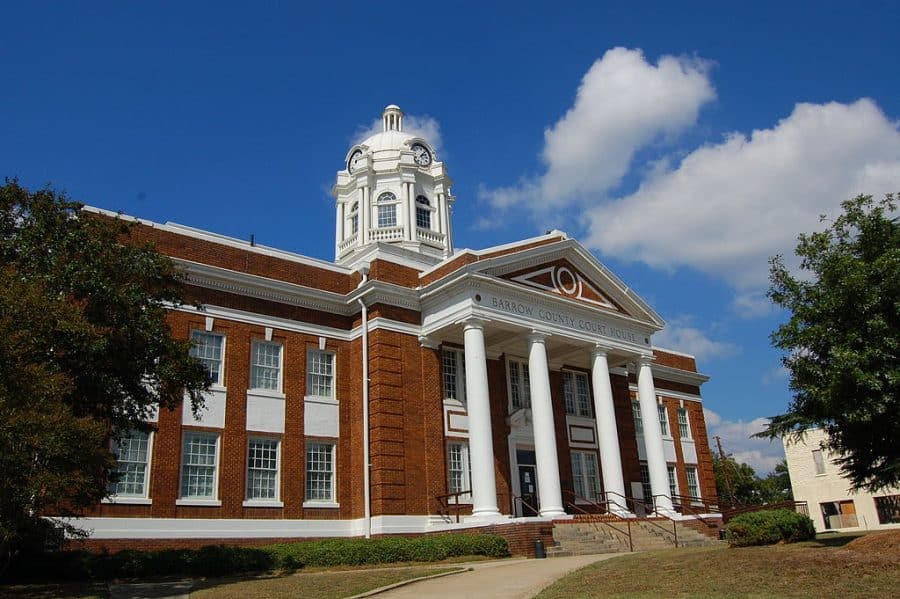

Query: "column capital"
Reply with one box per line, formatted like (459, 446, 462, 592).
(418, 335, 440, 349)
(462, 317, 486, 332)
(636, 354, 655, 367)
(527, 330, 551, 344)
(591, 345, 609, 359)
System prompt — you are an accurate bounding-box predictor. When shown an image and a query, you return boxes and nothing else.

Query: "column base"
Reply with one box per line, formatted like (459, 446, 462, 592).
(465, 510, 507, 524)
(538, 508, 568, 519)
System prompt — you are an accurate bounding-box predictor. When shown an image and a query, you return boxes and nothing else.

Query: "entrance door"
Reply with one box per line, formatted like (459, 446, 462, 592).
(518, 465, 539, 516)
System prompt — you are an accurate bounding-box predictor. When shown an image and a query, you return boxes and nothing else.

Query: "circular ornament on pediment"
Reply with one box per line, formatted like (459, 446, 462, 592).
(555, 266, 578, 295)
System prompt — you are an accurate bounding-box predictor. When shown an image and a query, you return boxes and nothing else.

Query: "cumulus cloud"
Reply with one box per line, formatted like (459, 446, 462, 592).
(704, 408, 785, 473)
(480, 47, 716, 212)
(652, 316, 739, 362)
(352, 113, 444, 155)
(761, 365, 790, 385)
(586, 99, 900, 292)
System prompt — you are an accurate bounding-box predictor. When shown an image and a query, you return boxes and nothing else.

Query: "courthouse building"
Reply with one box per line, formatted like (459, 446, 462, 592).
(81, 105, 717, 544)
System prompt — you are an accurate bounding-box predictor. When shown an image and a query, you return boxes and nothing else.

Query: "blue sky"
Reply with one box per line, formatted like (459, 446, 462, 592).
(3, 2, 899, 472)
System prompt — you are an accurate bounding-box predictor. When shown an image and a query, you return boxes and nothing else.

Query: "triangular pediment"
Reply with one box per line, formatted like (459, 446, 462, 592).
(465, 237, 665, 330)
(503, 260, 625, 313)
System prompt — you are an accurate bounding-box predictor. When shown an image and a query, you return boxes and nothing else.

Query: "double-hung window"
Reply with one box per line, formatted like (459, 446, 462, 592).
(190, 331, 225, 386)
(571, 451, 601, 501)
(686, 466, 700, 499)
(632, 402, 643, 434)
(376, 192, 397, 228)
(677, 408, 691, 439)
(446, 441, 471, 500)
(563, 371, 591, 417)
(307, 350, 335, 399)
(305, 442, 335, 503)
(812, 449, 826, 475)
(180, 432, 219, 500)
(508, 359, 531, 410)
(667, 465, 679, 498)
(658, 403, 669, 436)
(415, 195, 431, 229)
(246, 438, 280, 501)
(349, 201, 359, 235)
(250, 341, 282, 392)
(109, 430, 152, 498)
(442, 348, 466, 403)
(639, 461, 652, 502)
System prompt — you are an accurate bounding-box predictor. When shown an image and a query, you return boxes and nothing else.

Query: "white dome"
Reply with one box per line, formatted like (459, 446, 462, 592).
(360, 129, 415, 152)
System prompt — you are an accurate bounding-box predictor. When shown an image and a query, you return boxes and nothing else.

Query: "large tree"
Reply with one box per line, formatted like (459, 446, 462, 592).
(712, 455, 792, 507)
(760, 193, 899, 491)
(0, 181, 210, 565)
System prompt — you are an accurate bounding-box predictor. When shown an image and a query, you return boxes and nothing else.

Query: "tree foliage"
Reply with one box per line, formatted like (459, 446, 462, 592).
(712, 455, 792, 507)
(0, 181, 210, 565)
(760, 193, 899, 491)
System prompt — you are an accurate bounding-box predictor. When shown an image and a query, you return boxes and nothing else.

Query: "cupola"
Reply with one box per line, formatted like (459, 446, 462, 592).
(332, 105, 455, 268)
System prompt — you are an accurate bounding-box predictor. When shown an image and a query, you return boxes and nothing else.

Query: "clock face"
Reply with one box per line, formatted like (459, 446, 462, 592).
(411, 143, 432, 167)
(348, 150, 363, 173)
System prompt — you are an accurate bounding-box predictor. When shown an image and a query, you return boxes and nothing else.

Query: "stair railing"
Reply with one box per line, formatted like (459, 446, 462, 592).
(670, 493, 721, 528)
(434, 490, 471, 523)
(560, 489, 633, 552)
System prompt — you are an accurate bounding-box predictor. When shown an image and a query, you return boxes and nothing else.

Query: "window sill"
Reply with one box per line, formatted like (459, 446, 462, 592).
(243, 500, 284, 508)
(176, 499, 222, 507)
(303, 501, 340, 509)
(247, 389, 286, 400)
(102, 497, 152, 505)
(304, 395, 338, 406)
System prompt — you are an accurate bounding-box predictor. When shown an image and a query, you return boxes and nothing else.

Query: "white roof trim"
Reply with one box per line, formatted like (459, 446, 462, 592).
(417, 230, 570, 278)
(81, 205, 352, 275)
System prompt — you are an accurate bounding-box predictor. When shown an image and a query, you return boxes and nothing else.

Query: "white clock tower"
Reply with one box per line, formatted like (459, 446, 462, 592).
(333, 105, 455, 268)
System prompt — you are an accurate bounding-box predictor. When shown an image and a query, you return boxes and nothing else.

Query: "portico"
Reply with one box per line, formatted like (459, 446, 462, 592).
(421, 256, 679, 521)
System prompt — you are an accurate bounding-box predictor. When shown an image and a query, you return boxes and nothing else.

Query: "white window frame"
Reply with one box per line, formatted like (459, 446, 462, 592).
(250, 340, 283, 393)
(304, 441, 338, 507)
(376, 192, 398, 228)
(812, 449, 826, 475)
(177, 431, 221, 506)
(415, 195, 433, 230)
(244, 436, 282, 506)
(571, 450, 601, 502)
(563, 370, 592, 417)
(677, 407, 691, 439)
(639, 461, 652, 503)
(667, 464, 679, 499)
(190, 330, 225, 387)
(686, 466, 701, 501)
(441, 347, 466, 404)
(348, 200, 359, 236)
(658, 402, 670, 437)
(446, 441, 472, 503)
(507, 357, 531, 411)
(105, 429, 153, 504)
(306, 349, 336, 401)
(632, 401, 643, 434)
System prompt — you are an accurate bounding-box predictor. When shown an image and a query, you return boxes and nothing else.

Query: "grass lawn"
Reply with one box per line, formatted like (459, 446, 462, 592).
(190, 566, 464, 599)
(536, 533, 899, 598)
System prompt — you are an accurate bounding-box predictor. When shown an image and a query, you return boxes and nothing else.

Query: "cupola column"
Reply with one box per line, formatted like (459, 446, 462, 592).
(360, 186, 370, 245)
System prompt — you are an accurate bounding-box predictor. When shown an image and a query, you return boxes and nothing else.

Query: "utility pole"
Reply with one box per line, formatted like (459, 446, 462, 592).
(715, 436, 737, 507)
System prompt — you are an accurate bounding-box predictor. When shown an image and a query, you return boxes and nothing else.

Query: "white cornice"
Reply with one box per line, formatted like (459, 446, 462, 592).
(649, 363, 710, 387)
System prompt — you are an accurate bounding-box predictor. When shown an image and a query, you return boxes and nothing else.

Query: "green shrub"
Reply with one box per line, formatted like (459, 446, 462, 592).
(5, 533, 508, 582)
(725, 509, 816, 547)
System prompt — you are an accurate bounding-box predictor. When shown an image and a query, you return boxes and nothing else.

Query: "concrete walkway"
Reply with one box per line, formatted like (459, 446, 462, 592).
(371, 554, 621, 599)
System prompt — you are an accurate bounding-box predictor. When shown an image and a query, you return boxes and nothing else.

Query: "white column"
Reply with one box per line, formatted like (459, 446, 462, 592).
(527, 332, 566, 518)
(636, 356, 674, 514)
(360, 186, 370, 244)
(591, 347, 629, 515)
(402, 182, 413, 241)
(335, 200, 344, 257)
(463, 319, 501, 519)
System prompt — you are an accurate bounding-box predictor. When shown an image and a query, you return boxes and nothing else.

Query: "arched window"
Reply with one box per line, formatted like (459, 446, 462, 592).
(349, 201, 359, 235)
(415, 195, 431, 230)
(376, 192, 397, 228)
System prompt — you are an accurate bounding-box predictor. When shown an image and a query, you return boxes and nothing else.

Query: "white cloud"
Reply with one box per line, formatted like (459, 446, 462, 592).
(704, 408, 785, 474)
(586, 99, 900, 292)
(761, 365, 790, 385)
(653, 316, 739, 362)
(480, 47, 715, 213)
(352, 113, 444, 156)
(731, 291, 775, 318)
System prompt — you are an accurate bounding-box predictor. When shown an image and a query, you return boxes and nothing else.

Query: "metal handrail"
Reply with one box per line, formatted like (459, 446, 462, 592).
(721, 500, 809, 523)
(509, 493, 541, 517)
(561, 489, 633, 552)
(435, 490, 471, 523)
(670, 494, 721, 527)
